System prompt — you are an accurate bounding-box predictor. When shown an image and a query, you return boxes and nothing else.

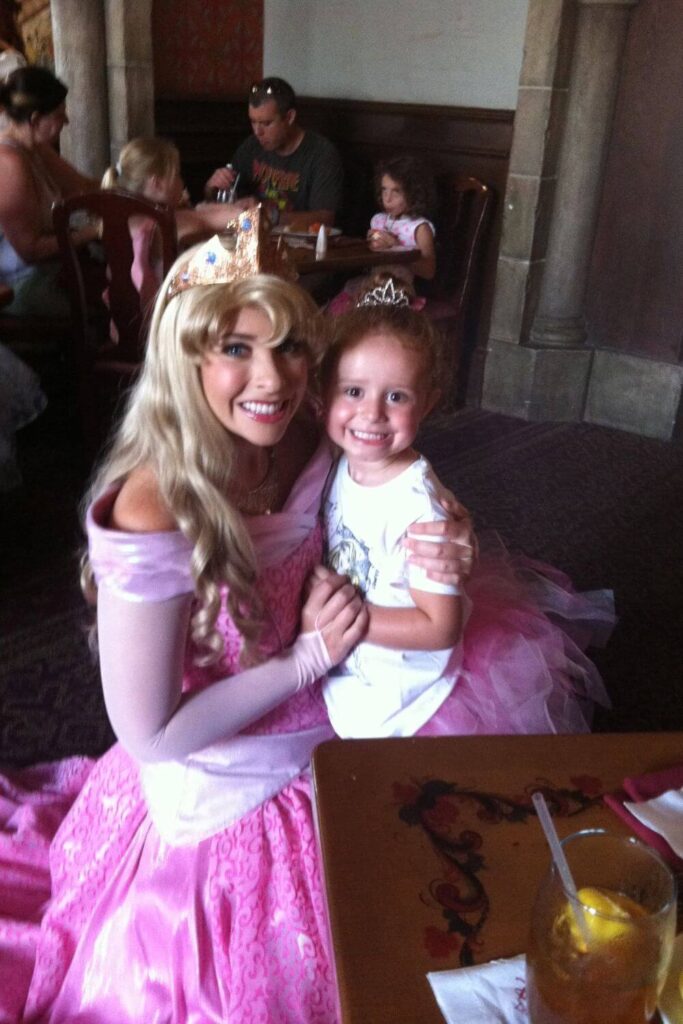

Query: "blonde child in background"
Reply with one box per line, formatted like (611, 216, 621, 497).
(102, 136, 254, 308)
(318, 277, 615, 739)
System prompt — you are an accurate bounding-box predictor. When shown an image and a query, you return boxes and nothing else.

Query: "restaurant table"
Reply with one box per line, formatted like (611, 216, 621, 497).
(312, 732, 683, 1024)
(283, 236, 420, 276)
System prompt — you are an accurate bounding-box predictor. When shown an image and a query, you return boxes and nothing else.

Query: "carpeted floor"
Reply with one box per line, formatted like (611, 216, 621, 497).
(1, 402, 682, 768)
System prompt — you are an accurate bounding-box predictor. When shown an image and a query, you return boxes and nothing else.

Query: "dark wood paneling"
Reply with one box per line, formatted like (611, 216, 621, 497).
(586, 0, 683, 364)
(156, 96, 512, 206)
(156, 96, 513, 401)
(156, 98, 247, 195)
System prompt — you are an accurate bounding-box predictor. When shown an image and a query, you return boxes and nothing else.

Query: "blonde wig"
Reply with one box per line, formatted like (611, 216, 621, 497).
(83, 252, 326, 664)
(101, 136, 180, 195)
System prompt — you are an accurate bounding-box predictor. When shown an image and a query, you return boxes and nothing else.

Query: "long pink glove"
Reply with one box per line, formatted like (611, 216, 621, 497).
(97, 588, 334, 763)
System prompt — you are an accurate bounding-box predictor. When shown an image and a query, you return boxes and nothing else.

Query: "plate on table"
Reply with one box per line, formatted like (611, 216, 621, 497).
(273, 226, 342, 241)
(659, 931, 683, 1024)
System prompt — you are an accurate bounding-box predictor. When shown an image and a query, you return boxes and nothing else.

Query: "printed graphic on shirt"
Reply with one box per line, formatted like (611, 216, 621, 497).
(326, 516, 377, 596)
(251, 159, 300, 212)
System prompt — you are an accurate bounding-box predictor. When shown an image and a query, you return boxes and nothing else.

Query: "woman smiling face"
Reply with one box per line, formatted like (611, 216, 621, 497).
(199, 304, 310, 450)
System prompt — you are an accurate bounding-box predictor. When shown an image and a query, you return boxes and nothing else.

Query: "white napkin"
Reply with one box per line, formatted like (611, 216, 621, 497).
(428, 954, 528, 1024)
(624, 788, 683, 859)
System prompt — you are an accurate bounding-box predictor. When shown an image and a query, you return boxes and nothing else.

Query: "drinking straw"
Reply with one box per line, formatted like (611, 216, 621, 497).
(532, 791, 592, 947)
(228, 173, 240, 204)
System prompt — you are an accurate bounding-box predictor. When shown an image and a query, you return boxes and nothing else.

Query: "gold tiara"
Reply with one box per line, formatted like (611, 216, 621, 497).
(166, 205, 297, 299)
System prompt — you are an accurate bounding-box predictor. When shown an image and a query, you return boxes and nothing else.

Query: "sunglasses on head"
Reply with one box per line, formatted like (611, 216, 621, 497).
(250, 82, 285, 97)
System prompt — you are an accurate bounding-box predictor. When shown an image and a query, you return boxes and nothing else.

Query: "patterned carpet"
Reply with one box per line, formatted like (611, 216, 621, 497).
(1, 405, 682, 767)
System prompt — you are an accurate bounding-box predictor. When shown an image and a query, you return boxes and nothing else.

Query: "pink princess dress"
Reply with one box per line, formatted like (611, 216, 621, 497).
(0, 439, 614, 1023)
(0, 440, 339, 1024)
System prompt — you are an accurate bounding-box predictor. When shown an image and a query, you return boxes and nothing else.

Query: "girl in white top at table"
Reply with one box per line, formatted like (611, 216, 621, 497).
(318, 277, 616, 739)
(367, 154, 436, 282)
(326, 154, 436, 316)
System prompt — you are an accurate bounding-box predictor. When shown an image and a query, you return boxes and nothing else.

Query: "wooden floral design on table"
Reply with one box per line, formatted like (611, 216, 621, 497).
(394, 775, 604, 967)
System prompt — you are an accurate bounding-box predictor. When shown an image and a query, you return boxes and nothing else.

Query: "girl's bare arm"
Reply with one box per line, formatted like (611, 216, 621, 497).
(365, 589, 462, 651)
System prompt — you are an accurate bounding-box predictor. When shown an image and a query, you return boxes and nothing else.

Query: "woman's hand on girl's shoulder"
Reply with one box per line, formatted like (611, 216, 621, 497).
(111, 465, 177, 533)
(404, 497, 477, 586)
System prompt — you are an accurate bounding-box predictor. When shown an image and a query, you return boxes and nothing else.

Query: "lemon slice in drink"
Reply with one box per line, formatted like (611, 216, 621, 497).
(564, 887, 644, 951)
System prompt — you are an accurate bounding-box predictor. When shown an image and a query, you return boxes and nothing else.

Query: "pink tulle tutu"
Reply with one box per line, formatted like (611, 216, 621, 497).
(418, 535, 614, 737)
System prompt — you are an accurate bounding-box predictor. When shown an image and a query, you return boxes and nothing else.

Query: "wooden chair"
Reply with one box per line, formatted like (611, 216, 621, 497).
(53, 189, 178, 458)
(423, 175, 494, 406)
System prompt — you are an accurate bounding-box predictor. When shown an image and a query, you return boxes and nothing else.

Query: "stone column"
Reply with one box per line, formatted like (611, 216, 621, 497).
(52, 0, 109, 178)
(105, 0, 155, 168)
(530, 0, 638, 348)
(483, 0, 638, 421)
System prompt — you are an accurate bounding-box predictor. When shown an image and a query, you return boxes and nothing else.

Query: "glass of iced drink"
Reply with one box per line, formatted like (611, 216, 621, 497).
(526, 829, 677, 1024)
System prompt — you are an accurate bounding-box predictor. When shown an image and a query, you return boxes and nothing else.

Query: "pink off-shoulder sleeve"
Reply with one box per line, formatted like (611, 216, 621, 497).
(86, 438, 333, 599)
(86, 486, 194, 602)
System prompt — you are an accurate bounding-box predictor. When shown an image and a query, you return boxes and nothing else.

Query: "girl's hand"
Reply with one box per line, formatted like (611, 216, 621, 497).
(403, 497, 477, 585)
(301, 567, 368, 664)
(303, 563, 337, 599)
(368, 228, 398, 251)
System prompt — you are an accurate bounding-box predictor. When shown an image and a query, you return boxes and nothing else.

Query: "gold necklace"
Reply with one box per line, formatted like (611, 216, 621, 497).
(234, 447, 279, 515)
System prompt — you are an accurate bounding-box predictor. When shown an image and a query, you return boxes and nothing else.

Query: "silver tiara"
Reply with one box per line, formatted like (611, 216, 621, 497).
(357, 278, 410, 308)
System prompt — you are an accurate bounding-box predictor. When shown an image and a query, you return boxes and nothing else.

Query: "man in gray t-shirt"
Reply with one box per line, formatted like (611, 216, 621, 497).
(206, 77, 343, 228)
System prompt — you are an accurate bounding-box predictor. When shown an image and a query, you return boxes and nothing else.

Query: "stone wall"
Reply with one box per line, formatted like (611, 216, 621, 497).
(482, 0, 683, 440)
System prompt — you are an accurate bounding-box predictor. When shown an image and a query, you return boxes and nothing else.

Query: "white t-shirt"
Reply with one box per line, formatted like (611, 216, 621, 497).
(322, 454, 467, 738)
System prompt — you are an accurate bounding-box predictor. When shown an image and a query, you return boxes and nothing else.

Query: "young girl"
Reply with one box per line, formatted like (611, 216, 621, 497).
(102, 136, 255, 309)
(0, 211, 472, 1023)
(327, 154, 436, 316)
(367, 154, 436, 281)
(319, 278, 615, 738)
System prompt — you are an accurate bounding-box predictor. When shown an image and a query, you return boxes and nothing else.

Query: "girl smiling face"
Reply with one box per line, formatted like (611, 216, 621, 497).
(199, 305, 309, 450)
(325, 330, 438, 485)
